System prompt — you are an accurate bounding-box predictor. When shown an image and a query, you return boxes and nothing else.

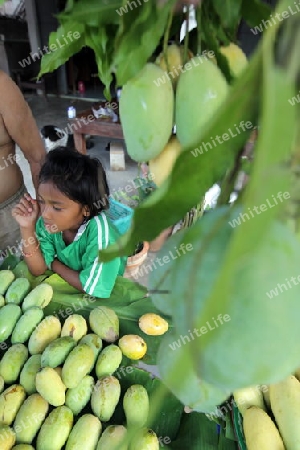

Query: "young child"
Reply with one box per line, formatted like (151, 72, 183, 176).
(12, 147, 126, 298)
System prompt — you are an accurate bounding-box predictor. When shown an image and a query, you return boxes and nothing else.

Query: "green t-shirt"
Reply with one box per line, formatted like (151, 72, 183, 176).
(36, 213, 126, 298)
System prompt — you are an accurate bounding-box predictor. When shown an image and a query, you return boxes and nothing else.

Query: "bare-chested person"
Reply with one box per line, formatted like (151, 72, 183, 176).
(0, 70, 46, 258)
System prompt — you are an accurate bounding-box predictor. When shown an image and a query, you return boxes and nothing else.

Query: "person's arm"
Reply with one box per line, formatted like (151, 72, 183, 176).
(11, 193, 47, 276)
(0, 71, 46, 193)
(79, 216, 121, 298)
(51, 259, 85, 292)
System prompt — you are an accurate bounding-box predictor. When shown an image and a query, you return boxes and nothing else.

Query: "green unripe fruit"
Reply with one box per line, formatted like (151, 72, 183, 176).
(89, 306, 119, 343)
(123, 384, 149, 429)
(95, 344, 122, 378)
(91, 376, 121, 422)
(65, 414, 102, 450)
(36, 406, 73, 450)
(0, 343, 28, 383)
(19, 355, 41, 394)
(41, 336, 76, 368)
(11, 307, 44, 344)
(120, 63, 174, 162)
(5, 278, 30, 305)
(175, 58, 228, 148)
(62, 343, 95, 388)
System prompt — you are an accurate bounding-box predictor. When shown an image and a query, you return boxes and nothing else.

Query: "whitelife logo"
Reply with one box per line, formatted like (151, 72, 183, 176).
(18, 31, 81, 68)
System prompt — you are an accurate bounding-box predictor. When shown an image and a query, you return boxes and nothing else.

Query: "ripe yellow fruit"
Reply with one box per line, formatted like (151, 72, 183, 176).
(220, 43, 248, 77)
(149, 136, 181, 187)
(156, 44, 193, 87)
(138, 313, 169, 336)
(118, 335, 147, 360)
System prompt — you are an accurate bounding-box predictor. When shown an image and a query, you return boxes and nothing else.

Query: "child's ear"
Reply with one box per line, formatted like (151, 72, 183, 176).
(83, 206, 90, 217)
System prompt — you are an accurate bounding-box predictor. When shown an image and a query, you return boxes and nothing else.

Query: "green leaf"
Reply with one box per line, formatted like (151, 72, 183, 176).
(241, 0, 272, 28)
(170, 412, 221, 450)
(0, 254, 19, 271)
(113, 0, 176, 86)
(100, 42, 263, 261)
(188, 12, 300, 388)
(157, 332, 230, 413)
(85, 26, 116, 99)
(39, 23, 85, 77)
(58, 0, 123, 26)
(212, 0, 242, 30)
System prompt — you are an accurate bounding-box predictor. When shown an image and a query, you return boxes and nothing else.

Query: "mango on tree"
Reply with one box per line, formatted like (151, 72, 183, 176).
(120, 63, 174, 162)
(175, 58, 228, 148)
(220, 43, 248, 78)
(155, 44, 193, 88)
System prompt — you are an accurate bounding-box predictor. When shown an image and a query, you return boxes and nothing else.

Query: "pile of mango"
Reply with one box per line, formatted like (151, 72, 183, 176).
(119, 42, 248, 187)
(0, 270, 169, 450)
(234, 371, 300, 449)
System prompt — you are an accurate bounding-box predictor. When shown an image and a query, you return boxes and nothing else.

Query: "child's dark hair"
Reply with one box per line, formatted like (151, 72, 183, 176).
(39, 147, 110, 217)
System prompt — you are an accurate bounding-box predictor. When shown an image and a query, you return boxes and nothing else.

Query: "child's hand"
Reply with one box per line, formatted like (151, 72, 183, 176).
(12, 193, 39, 229)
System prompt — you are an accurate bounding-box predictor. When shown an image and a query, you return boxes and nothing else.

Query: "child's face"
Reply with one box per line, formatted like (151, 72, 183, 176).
(37, 182, 88, 233)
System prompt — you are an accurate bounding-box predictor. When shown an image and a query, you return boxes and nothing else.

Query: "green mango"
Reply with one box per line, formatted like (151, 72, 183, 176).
(12, 446, 35, 450)
(22, 283, 53, 311)
(41, 336, 76, 368)
(123, 385, 149, 429)
(0, 270, 15, 295)
(95, 344, 122, 378)
(5, 278, 30, 305)
(0, 375, 4, 394)
(0, 294, 5, 307)
(0, 304, 21, 342)
(13, 393, 49, 444)
(79, 333, 102, 363)
(0, 384, 26, 425)
(96, 425, 128, 450)
(11, 307, 44, 344)
(175, 57, 228, 148)
(130, 428, 159, 450)
(65, 414, 102, 450)
(89, 306, 119, 343)
(119, 63, 174, 162)
(91, 376, 121, 422)
(19, 355, 41, 395)
(12, 445, 34, 450)
(65, 375, 95, 415)
(28, 315, 61, 355)
(0, 343, 28, 383)
(36, 406, 73, 450)
(62, 343, 95, 388)
(36, 367, 66, 406)
(61, 314, 87, 342)
(0, 425, 16, 449)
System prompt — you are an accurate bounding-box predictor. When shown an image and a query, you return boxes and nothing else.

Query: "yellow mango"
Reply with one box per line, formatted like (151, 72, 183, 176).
(138, 313, 169, 336)
(118, 335, 147, 360)
(243, 406, 284, 450)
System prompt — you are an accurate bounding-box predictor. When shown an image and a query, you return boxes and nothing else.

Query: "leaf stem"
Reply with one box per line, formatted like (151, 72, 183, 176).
(163, 11, 174, 74)
(183, 6, 190, 65)
(196, 1, 202, 55)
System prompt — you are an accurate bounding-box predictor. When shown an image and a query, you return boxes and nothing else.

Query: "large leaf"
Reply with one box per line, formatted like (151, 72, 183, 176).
(58, 0, 123, 26)
(85, 26, 115, 99)
(212, 0, 242, 30)
(241, 0, 272, 28)
(157, 332, 230, 413)
(39, 23, 85, 77)
(187, 4, 300, 389)
(113, 0, 176, 86)
(100, 44, 262, 261)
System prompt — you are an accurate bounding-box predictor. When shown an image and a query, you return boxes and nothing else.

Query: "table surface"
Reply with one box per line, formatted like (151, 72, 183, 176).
(70, 99, 124, 153)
